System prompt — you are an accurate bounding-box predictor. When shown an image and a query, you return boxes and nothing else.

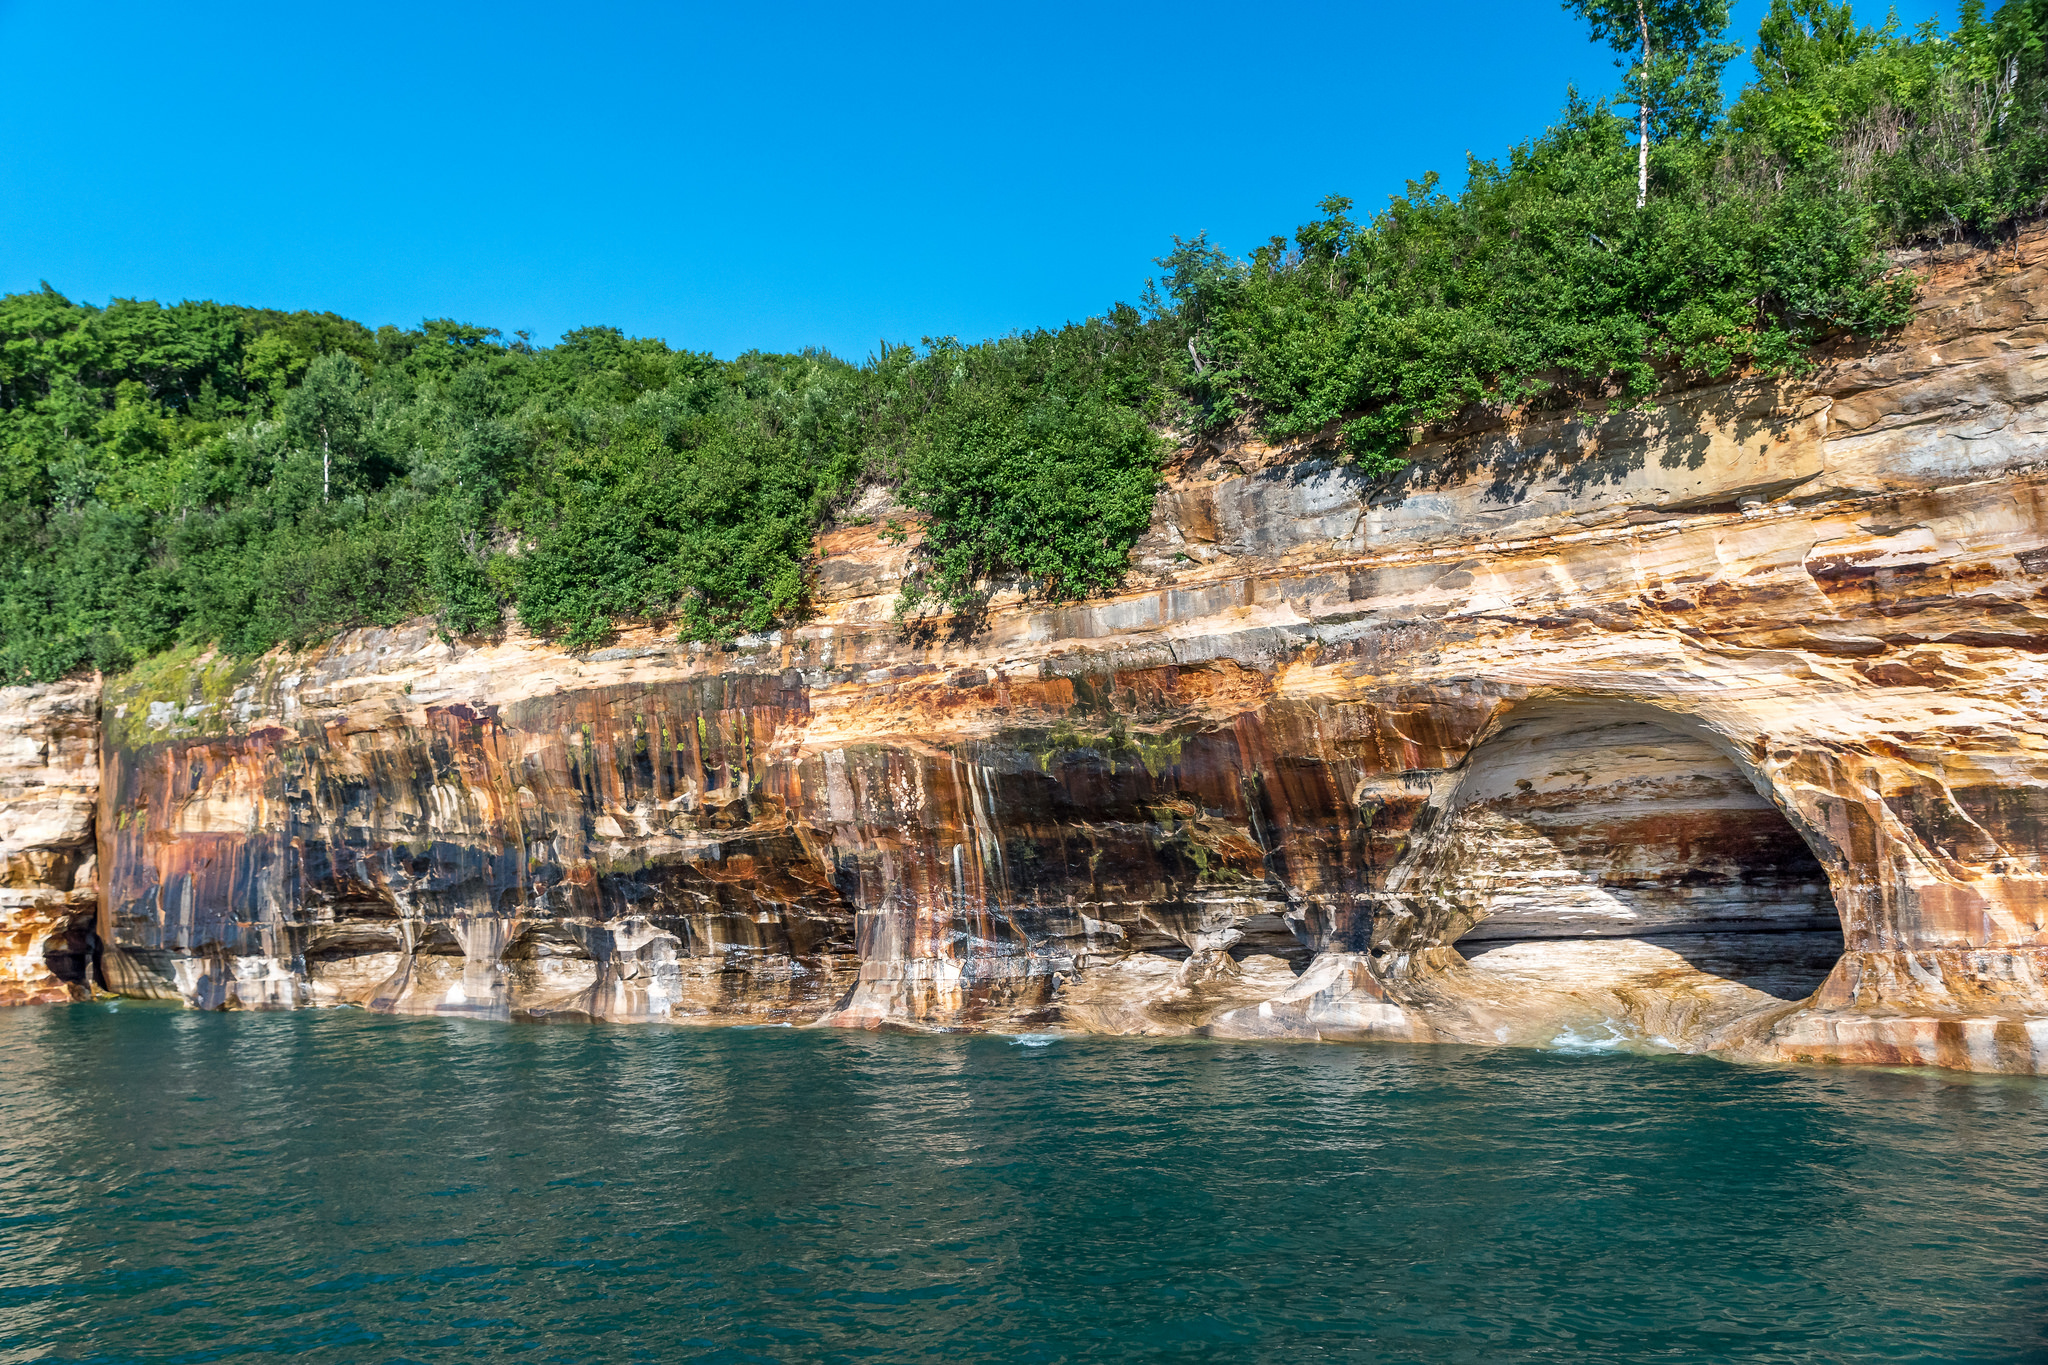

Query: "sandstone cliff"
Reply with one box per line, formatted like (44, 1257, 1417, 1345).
(13, 235, 2048, 1073)
(0, 680, 99, 1004)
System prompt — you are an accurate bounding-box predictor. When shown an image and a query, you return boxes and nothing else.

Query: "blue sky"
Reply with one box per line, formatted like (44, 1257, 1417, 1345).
(0, 0, 1954, 360)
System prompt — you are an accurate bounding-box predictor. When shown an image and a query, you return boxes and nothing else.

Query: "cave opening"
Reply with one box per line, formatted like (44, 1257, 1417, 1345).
(1430, 702, 1843, 1009)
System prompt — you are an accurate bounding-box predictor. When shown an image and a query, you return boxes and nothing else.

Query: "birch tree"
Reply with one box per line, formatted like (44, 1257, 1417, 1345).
(281, 353, 368, 504)
(1566, 0, 1736, 205)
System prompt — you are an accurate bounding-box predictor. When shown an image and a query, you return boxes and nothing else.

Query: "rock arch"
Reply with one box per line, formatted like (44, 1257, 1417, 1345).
(1378, 698, 1849, 1048)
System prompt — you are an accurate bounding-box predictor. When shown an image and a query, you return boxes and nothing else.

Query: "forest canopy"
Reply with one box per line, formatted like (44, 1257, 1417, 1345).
(6, 0, 2048, 682)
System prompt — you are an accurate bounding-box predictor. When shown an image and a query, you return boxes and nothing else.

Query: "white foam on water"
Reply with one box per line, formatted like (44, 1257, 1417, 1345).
(1008, 1033, 1062, 1047)
(1547, 1020, 1686, 1056)
(1548, 1019, 1636, 1053)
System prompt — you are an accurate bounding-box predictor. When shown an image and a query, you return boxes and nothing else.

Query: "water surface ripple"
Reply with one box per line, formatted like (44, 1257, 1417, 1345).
(1, 1005, 2044, 1363)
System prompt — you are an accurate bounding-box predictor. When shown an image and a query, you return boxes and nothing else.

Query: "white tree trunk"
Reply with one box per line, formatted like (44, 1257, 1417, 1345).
(1637, 0, 1651, 209)
(322, 425, 331, 503)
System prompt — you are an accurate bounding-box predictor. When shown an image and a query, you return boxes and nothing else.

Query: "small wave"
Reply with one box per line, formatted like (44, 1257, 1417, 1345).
(1008, 1033, 1062, 1048)
(1548, 1020, 1636, 1053)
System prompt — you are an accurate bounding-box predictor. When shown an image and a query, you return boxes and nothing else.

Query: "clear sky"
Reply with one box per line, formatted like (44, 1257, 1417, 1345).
(0, 0, 1954, 361)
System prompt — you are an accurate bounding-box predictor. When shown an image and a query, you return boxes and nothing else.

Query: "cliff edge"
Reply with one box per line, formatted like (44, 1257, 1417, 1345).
(14, 233, 2048, 1073)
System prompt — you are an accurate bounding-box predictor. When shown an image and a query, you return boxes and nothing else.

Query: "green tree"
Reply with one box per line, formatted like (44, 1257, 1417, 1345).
(280, 353, 368, 503)
(1728, 0, 1928, 162)
(1566, 0, 1737, 204)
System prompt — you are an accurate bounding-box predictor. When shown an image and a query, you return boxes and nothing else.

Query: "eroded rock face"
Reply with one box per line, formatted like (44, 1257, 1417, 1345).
(1355, 701, 1846, 1050)
(98, 671, 848, 1020)
(0, 680, 99, 1003)
(78, 235, 2048, 1072)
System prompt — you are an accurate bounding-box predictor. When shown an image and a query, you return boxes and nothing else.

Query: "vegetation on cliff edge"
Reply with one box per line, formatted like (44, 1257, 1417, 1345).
(6, 0, 2047, 681)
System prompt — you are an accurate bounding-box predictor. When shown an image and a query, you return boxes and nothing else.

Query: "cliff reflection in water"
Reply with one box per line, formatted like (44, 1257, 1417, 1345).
(1, 1005, 2045, 1363)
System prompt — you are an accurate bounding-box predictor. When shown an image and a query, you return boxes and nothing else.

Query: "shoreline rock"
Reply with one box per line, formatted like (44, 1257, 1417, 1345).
(8, 231, 2048, 1074)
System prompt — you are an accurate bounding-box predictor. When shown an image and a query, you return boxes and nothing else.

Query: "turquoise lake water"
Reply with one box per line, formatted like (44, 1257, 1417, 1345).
(1, 1005, 2044, 1363)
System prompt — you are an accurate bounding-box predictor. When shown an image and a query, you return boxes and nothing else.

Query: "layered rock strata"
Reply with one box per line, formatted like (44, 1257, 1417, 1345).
(0, 681, 100, 1004)
(18, 235, 2048, 1073)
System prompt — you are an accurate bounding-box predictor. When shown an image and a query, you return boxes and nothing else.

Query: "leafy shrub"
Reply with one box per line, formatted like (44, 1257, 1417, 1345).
(870, 325, 1171, 620)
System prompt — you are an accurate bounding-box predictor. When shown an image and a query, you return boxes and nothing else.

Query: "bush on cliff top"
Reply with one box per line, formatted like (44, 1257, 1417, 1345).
(4, 0, 2047, 682)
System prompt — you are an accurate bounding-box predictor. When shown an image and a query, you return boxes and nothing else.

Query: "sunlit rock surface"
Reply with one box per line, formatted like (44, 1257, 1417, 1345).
(0, 680, 99, 1003)
(60, 235, 2048, 1072)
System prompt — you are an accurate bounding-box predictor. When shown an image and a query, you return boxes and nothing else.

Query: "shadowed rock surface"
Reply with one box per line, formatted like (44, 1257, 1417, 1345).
(0, 681, 98, 1004)
(9, 234, 2048, 1072)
